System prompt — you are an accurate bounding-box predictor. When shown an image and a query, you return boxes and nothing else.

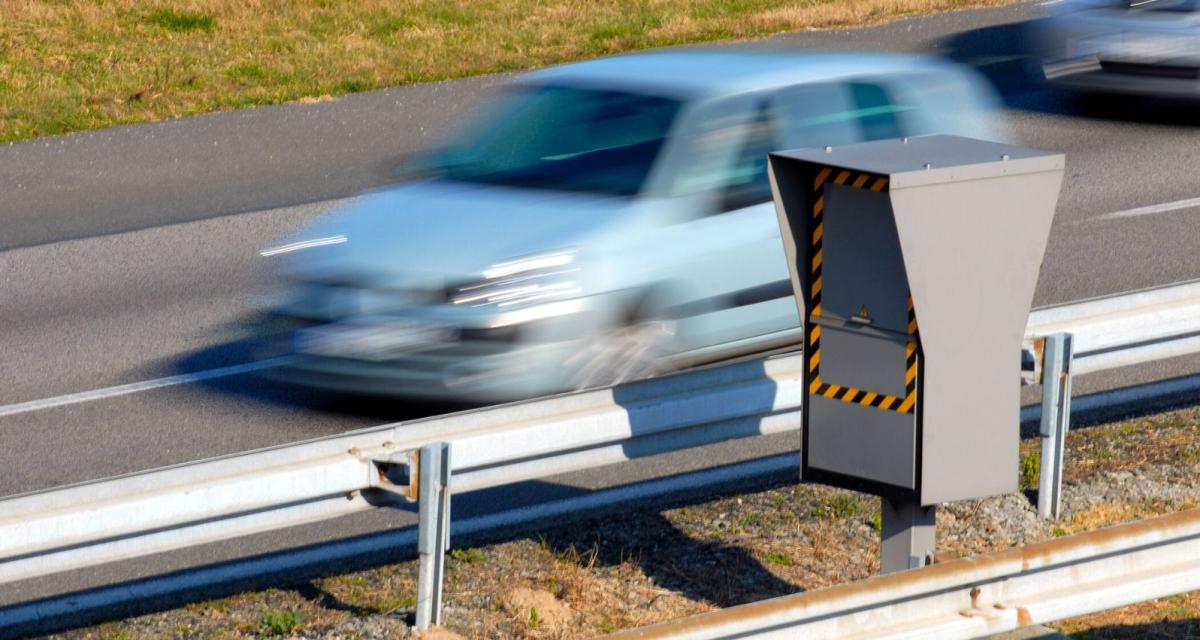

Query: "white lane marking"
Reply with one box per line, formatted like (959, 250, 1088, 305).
(0, 357, 297, 419)
(1096, 196, 1200, 220)
(260, 235, 347, 257)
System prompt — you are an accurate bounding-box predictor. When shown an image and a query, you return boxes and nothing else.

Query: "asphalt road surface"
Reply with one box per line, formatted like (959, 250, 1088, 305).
(3, 0, 1200, 608)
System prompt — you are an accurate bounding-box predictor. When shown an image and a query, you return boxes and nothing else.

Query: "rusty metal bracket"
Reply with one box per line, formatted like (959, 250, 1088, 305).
(363, 446, 419, 501)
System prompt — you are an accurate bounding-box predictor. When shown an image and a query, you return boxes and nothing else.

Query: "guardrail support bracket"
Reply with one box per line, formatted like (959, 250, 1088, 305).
(1038, 332, 1074, 520)
(415, 441, 451, 630)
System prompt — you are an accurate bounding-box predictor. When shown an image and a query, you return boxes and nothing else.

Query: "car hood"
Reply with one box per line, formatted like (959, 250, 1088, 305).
(272, 180, 641, 288)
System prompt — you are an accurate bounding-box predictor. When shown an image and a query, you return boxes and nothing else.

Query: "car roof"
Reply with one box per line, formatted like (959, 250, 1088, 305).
(521, 48, 958, 99)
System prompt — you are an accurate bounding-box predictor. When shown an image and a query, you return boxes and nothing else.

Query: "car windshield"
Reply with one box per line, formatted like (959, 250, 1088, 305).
(413, 84, 682, 196)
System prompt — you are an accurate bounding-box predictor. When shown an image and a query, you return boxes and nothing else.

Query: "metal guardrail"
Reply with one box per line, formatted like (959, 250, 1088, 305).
(2, 280, 1199, 633)
(1024, 278, 1200, 519)
(607, 506, 1200, 640)
(0, 352, 807, 626)
(1026, 279, 1200, 377)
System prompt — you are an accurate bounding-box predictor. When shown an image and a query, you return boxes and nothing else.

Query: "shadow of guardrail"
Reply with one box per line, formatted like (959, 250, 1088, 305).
(1018, 371, 1200, 439)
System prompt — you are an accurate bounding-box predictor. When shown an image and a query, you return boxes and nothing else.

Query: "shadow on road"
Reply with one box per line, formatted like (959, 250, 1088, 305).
(171, 336, 476, 423)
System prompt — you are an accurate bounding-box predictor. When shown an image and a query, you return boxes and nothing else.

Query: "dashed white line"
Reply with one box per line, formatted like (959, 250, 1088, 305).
(260, 235, 347, 257)
(1097, 196, 1200, 220)
(0, 357, 296, 419)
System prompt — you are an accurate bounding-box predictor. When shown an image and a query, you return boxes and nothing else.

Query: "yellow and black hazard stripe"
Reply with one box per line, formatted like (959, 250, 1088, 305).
(805, 167, 918, 415)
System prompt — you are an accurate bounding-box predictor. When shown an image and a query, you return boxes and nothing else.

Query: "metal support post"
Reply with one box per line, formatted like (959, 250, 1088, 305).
(415, 442, 451, 630)
(879, 497, 936, 574)
(1038, 332, 1074, 520)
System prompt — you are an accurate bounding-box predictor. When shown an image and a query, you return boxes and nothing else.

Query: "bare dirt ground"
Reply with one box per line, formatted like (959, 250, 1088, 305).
(47, 406, 1200, 639)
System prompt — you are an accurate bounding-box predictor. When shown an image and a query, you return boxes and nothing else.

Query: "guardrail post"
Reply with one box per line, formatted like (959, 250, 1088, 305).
(415, 442, 451, 630)
(1038, 332, 1074, 520)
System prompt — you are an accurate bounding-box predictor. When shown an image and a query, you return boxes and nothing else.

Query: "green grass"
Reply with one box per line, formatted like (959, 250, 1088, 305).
(145, 7, 217, 32)
(0, 0, 1012, 144)
(738, 512, 763, 529)
(1019, 451, 1040, 491)
(828, 492, 861, 518)
(258, 610, 304, 636)
(450, 547, 487, 564)
(763, 551, 794, 566)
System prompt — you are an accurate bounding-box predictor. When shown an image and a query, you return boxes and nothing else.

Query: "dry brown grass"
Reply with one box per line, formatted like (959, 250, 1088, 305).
(1056, 591, 1200, 639)
(0, 0, 1014, 144)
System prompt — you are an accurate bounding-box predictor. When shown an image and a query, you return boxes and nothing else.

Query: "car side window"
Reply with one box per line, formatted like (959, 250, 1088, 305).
(770, 82, 859, 149)
(770, 81, 912, 148)
(715, 105, 780, 212)
(666, 98, 782, 215)
(850, 82, 905, 141)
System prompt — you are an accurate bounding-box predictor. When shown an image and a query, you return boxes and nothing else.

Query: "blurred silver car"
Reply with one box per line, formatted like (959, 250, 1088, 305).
(258, 49, 1003, 401)
(1040, 0, 1200, 96)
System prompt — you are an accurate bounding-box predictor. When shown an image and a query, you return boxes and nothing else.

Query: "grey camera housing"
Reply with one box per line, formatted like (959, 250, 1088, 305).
(769, 135, 1064, 505)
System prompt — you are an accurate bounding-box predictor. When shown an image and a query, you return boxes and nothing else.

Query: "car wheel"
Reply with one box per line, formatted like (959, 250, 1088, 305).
(564, 316, 676, 391)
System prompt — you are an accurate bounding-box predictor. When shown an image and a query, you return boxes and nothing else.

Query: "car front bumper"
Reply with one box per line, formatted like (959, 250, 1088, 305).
(250, 302, 605, 402)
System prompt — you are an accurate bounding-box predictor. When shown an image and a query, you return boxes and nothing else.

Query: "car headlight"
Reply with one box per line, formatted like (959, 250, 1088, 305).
(451, 250, 580, 308)
(451, 251, 584, 328)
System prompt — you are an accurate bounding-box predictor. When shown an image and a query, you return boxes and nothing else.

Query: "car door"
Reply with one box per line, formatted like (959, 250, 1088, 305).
(644, 80, 915, 361)
(636, 93, 798, 359)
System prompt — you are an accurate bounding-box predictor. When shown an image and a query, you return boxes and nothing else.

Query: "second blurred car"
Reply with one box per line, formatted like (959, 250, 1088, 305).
(1039, 0, 1200, 97)
(258, 48, 1003, 401)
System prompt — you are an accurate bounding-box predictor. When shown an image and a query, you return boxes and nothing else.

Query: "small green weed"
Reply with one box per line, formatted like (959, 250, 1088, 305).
(259, 610, 304, 636)
(764, 551, 794, 566)
(871, 510, 882, 532)
(738, 513, 763, 529)
(828, 492, 860, 518)
(336, 78, 371, 94)
(529, 606, 540, 629)
(369, 13, 416, 38)
(1019, 451, 1040, 491)
(450, 547, 486, 564)
(1052, 526, 1067, 537)
(226, 62, 271, 82)
(383, 596, 417, 612)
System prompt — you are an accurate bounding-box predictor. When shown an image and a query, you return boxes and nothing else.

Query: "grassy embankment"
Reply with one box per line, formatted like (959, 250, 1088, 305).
(0, 0, 1012, 144)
